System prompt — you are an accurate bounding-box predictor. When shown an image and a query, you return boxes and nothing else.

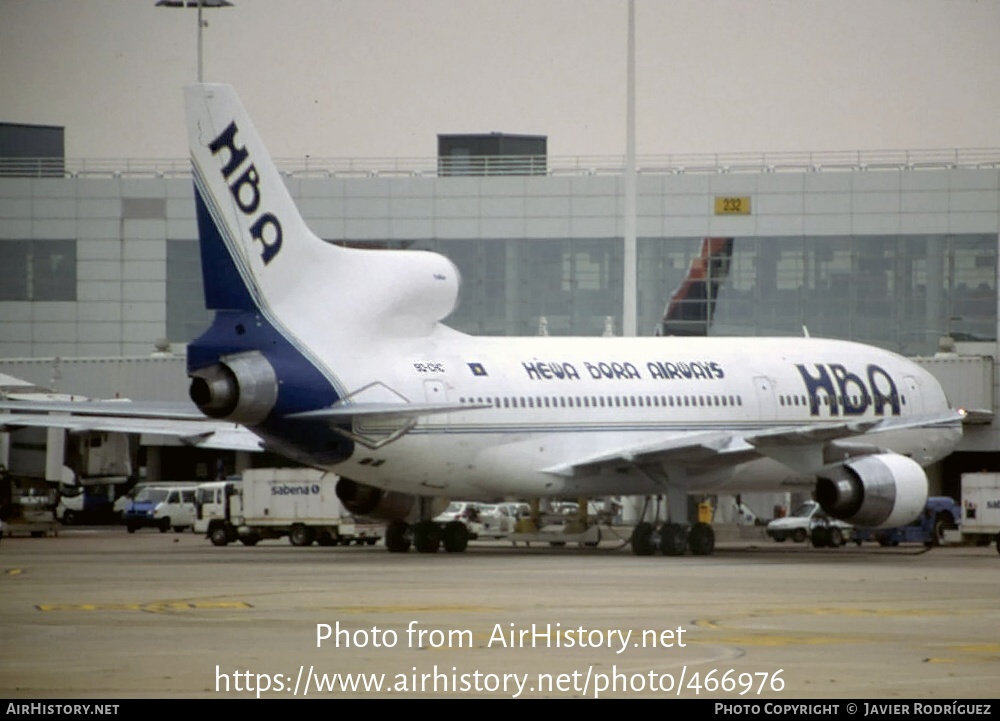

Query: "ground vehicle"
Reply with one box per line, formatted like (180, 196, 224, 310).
(469, 503, 519, 538)
(766, 500, 852, 547)
(56, 483, 118, 525)
(853, 496, 961, 547)
(192, 479, 243, 544)
(0, 474, 58, 538)
(122, 483, 197, 533)
(431, 501, 519, 540)
(960, 473, 1000, 554)
(432, 501, 482, 524)
(498, 502, 531, 521)
(198, 468, 383, 547)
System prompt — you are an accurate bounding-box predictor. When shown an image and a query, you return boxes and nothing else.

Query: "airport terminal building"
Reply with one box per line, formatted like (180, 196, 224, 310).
(1, 147, 999, 494)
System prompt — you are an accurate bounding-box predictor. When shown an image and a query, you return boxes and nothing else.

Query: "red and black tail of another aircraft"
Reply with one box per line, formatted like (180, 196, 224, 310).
(656, 237, 733, 337)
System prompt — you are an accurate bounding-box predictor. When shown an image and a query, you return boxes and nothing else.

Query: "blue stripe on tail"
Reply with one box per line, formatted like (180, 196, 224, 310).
(187, 183, 353, 465)
(194, 185, 257, 311)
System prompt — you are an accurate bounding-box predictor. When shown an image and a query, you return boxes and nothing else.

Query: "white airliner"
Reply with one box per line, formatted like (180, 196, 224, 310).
(0, 84, 965, 556)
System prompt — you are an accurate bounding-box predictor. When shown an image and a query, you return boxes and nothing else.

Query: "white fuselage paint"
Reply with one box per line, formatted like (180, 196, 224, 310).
(316, 334, 958, 500)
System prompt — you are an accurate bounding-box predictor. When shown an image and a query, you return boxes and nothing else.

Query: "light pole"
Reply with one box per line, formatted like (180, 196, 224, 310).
(623, 0, 637, 337)
(155, 0, 234, 82)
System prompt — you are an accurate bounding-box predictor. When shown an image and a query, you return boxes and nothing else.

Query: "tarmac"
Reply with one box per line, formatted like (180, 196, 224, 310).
(1, 523, 998, 700)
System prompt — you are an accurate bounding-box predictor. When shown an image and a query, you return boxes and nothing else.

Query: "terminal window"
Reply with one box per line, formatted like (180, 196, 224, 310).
(0, 239, 76, 301)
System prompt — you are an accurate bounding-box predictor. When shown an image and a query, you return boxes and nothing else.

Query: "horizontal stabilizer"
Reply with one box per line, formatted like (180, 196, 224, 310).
(0, 399, 207, 420)
(0, 411, 263, 451)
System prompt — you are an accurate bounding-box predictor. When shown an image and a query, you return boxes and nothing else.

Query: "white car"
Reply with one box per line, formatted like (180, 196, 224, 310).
(432, 501, 482, 524)
(473, 504, 519, 537)
(432, 502, 518, 539)
(766, 500, 852, 547)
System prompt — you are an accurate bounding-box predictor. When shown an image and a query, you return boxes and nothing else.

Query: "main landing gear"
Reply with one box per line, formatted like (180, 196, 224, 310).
(384, 519, 470, 554)
(629, 490, 717, 557)
(630, 521, 716, 557)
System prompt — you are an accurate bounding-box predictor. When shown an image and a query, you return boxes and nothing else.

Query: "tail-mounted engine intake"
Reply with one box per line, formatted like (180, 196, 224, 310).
(189, 351, 278, 425)
(336, 477, 416, 522)
(815, 452, 928, 529)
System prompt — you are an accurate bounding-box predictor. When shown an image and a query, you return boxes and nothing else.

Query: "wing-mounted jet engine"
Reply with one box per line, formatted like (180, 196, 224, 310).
(816, 453, 928, 528)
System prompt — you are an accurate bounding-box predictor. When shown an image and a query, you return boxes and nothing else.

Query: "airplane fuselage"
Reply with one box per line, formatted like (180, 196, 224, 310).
(260, 333, 958, 500)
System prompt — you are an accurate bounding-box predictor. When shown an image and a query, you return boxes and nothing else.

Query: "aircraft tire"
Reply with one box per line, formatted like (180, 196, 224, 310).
(385, 521, 411, 553)
(688, 522, 715, 556)
(630, 522, 656, 556)
(442, 521, 469, 553)
(810, 526, 831, 548)
(659, 523, 688, 556)
(828, 527, 844, 548)
(413, 520, 441, 553)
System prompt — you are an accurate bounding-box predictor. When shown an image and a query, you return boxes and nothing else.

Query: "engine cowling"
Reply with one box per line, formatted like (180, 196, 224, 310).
(189, 351, 278, 425)
(815, 452, 928, 528)
(336, 478, 417, 522)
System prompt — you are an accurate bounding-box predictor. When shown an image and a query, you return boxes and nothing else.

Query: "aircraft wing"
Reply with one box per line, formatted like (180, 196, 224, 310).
(543, 409, 966, 478)
(287, 401, 489, 422)
(0, 401, 264, 452)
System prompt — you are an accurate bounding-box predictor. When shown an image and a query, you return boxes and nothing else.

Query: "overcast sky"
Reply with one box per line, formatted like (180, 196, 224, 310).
(2, 0, 999, 161)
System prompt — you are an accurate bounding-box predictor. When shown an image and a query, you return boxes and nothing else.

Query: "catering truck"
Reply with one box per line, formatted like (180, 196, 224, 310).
(960, 473, 1000, 555)
(194, 468, 383, 547)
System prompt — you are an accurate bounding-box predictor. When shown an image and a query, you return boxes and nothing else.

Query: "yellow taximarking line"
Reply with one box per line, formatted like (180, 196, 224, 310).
(324, 605, 501, 614)
(951, 643, 1000, 654)
(37, 601, 251, 612)
(924, 656, 1000, 664)
(924, 645, 1000, 664)
(705, 634, 863, 647)
(696, 611, 1000, 654)
(694, 606, 988, 630)
(740, 607, 976, 618)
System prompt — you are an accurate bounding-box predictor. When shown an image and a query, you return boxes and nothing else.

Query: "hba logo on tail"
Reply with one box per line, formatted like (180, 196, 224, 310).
(795, 363, 901, 416)
(208, 122, 283, 264)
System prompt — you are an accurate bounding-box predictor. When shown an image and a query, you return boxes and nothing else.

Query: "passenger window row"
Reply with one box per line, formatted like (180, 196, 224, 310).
(779, 394, 908, 408)
(457, 394, 745, 410)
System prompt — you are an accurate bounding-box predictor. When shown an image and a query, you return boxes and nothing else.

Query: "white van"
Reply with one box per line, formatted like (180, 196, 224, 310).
(122, 483, 198, 533)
